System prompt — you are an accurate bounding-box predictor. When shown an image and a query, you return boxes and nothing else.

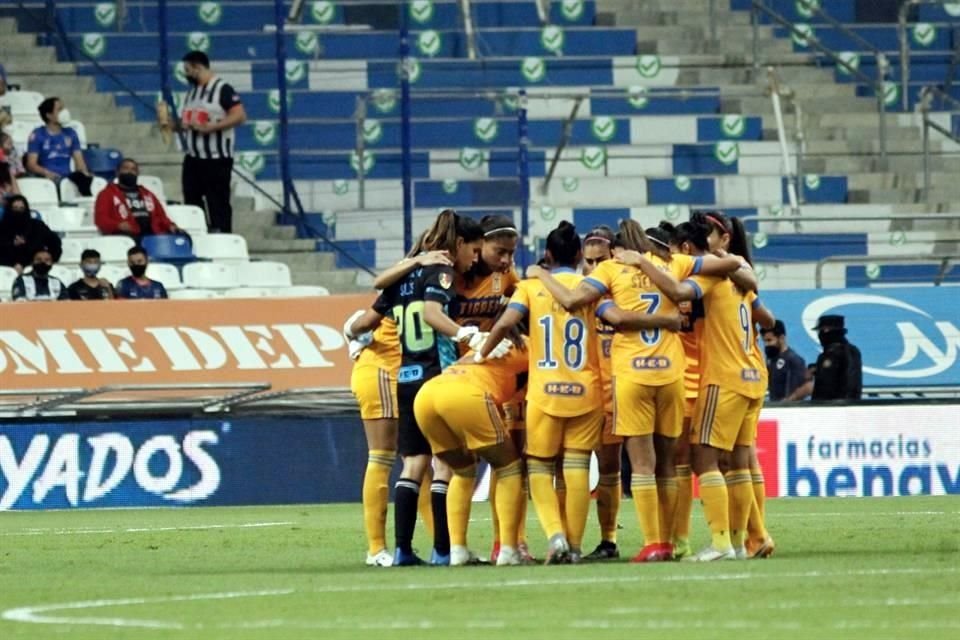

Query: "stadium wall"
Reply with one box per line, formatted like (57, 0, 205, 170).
(2, 403, 958, 510)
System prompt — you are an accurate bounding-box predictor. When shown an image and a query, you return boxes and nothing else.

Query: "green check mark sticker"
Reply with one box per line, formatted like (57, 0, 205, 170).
(187, 32, 211, 53)
(591, 116, 617, 142)
(417, 30, 441, 57)
(946, 3, 960, 18)
(296, 32, 319, 55)
(890, 231, 907, 246)
(561, 0, 585, 21)
(721, 115, 745, 138)
(350, 150, 375, 175)
(580, 146, 606, 170)
(865, 263, 881, 279)
(795, 0, 819, 19)
(459, 147, 485, 171)
(664, 204, 681, 220)
(82, 33, 106, 58)
(521, 57, 546, 83)
(674, 175, 691, 192)
(238, 152, 265, 175)
(635, 55, 661, 78)
(913, 23, 937, 48)
(882, 81, 899, 107)
(837, 51, 860, 76)
(561, 177, 579, 192)
(399, 58, 422, 84)
(267, 90, 292, 114)
(311, 1, 335, 25)
(285, 60, 307, 85)
(442, 179, 459, 194)
(769, 204, 784, 217)
(410, 0, 435, 24)
(714, 141, 739, 166)
(804, 174, 821, 190)
(540, 206, 557, 221)
(198, 2, 222, 26)
(372, 89, 397, 114)
(792, 23, 813, 47)
(93, 3, 116, 28)
(752, 232, 768, 249)
(332, 179, 349, 196)
(474, 118, 498, 143)
(253, 121, 277, 146)
(541, 26, 564, 54)
(361, 119, 383, 145)
(627, 86, 649, 109)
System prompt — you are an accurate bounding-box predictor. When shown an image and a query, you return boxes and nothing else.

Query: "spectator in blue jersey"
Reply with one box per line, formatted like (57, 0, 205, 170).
(11, 247, 67, 301)
(25, 97, 93, 197)
(115, 246, 167, 299)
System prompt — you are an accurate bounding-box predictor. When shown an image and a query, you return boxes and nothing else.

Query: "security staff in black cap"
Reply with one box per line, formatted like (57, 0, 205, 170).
(762, 320, 807, 401)
(811, 314, 862, 401)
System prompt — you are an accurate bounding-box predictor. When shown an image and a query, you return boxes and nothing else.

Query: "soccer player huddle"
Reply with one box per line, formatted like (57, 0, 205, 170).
(345, 208, 776, 567)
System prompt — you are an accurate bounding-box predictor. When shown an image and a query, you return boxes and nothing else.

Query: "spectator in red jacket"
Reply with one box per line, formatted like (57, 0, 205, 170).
(94, 158, 179, 244)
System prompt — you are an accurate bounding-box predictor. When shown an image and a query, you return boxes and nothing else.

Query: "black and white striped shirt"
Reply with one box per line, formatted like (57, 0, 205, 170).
(180, 77, 241, 160)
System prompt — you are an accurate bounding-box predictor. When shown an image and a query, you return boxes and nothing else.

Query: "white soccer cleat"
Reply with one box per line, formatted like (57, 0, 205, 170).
(450, 545, 481, 566)
(544, 533, 572, 565)
(684, 545, 737, 562)
(734, 546, 748, 560)
(496, 546, 522, 566)
(365, 549, 394, 567)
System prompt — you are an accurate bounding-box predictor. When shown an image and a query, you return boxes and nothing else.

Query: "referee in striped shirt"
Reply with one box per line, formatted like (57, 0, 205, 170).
(179, 51, 247, 233)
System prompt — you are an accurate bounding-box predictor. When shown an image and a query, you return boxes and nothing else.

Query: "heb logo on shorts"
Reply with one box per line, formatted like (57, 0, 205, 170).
(544, 382, 584, 396)
(770, 405, 960, 497)
(0, 429, 222, 510)
(632, 356, 670, 370)
(398, 365, 424, 384)
(741, 368, 761, 382)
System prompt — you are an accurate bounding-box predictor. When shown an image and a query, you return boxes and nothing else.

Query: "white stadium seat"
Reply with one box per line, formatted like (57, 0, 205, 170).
(236, 261, 292, 287)
(98, 264, 129, 287)
(4, 120, 36, 151)
(168, 288, 220, 300)
(138, 175, 167, 203)
(59, 238, 86, 264)
(18, 177, 59, 207)
(165, 204, 208, 235)
(191, 234, 249, 263)
(222, 287, 275, 298)
(0, 90, 44, 118)
(182, 262, 239, 289)
(50, 264, 80, 285)
(66, 120, 87, 149)
(146, 263, 184, 290)
(59, 176, 108, 208)
(277, 285, 331, 297)
(43, 206, 97, 236)
(88, 236, 135, 264)
(0, 266, 19, 301)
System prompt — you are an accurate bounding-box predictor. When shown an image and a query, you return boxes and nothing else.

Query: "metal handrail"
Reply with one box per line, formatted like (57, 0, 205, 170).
(750, 0, 889, 158)
(541, 96, 585, 195)
(898, 0, 959, 112)
(917, 86, 960, 205)
(744, 213, 960, 223)
(459, 0, 478, 60)
(814, 254, 956, 288)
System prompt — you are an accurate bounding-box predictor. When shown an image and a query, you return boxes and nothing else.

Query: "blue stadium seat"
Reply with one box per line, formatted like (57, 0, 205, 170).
(141, 234, 195, 266)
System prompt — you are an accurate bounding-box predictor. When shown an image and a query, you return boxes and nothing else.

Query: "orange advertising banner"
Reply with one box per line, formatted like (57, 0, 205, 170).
(0, 295, 376, 392)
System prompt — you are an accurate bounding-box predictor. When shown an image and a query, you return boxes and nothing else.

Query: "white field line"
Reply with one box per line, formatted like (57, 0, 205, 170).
(4, 567, 958, 630)
(0, 522, 294, 537)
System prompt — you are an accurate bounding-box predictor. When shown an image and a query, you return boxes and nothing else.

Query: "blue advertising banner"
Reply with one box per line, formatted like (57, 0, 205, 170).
(0, 416, 369, 510)
(761, 289, 960, 388)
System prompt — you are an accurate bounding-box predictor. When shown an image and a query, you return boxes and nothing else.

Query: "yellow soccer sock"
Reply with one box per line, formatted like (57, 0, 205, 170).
(752, 466, 766, 520)
(596, 473, 621, 544)
(418, 471, 434, 538)
(562, 451, 591, 550)
(656, 477, 678, 548)
(725, 469, 753, 548)
(494, 460, 524, 548)
(699, 470, 731, 551)
(517, 470, 529, 543)
(673, 465, 693, 543)
(489, 469, 500, 544)
(363, 449, 396, 555)
(630, 473, 661, 546)
(528, 459, 564, 540)
(447, 466, 476, 548)
(748, 466, 768, 542)
(554, 474, 568, 536)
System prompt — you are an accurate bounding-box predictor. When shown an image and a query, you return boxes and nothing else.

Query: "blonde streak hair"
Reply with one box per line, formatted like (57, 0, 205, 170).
(618, 219, 650, 253)
(420, 209, 459, 254)
(406, 230, 429, 258)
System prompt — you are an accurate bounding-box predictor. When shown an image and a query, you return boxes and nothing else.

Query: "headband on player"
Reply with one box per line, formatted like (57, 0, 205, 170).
(484, 227, 519, 237)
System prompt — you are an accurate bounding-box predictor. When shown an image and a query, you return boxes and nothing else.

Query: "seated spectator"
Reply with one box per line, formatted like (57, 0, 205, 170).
(1, 132, 25, 178)
(95, 158, 178, 243)
(0, 70, 10, 129)
(11, 247, 67, 301)
(67, 249, 114, 300)
(116, 246, 167, 299)
(25, 97, 93, 197)
(0, 149, 18, 197)
(0, 194, 62, 273)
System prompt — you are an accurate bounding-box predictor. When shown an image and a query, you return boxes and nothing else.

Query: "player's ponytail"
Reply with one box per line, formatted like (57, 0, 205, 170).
(728, 216, 753, 266)
(545, 221, 581, 268)
(644, 225, 673, 259)
(672, 221, 709, 254)
(617, 219, 650, 252)
(421, 209, 483, 253)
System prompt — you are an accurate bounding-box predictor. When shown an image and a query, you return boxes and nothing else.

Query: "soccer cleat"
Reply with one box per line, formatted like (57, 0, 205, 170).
(429, 549, 451, 566)
(630, 543, 672, 563)
(365, 549, 394, 567)
(684, 545, 737, 562)
(734, 546, 748, 560)
(489, 542, 501, 564)
(584, 541, 620, 561)
(393, 548, 426, 567)
(659, 542, 675, 559)
(450, 545, 486, 566)
(748, 536, 776, 559)
(518, 542, 536, 564)
(496, 546, 522, 566)
(544, 533, 571, 565)
(672, 538, 693, 560)
(569, 549, 583, 564)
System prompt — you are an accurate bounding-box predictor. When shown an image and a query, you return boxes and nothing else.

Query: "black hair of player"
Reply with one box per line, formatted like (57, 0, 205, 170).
(584, 224, 615, 246)
(644, 225, 673, 259)
(418, 209, 483, 255)
(182, 50, 211, 68)
(672, 221, 710, 253)
(480, 214, 518, 241)
(727, 216, 753, 267)
(545, 221, 581, 268)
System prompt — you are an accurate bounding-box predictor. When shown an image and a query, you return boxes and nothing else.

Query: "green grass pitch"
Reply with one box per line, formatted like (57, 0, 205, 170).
(1, 497, 958, 639)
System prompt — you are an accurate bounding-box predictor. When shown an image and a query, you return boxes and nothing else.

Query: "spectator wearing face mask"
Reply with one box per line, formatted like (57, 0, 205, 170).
(67, 249, 114, 300)
(761, 320, 807, 401)
(115, 246, 167, 299)
(11, 247, 67, 301)
(94, 158, 179, 243)
(0, 195, 62, 273)
(25, 97, 93, 196)
(811, 314, 862, 402)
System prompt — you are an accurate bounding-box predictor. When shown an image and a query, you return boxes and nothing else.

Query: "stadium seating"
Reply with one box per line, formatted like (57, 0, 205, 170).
(42, 206, 97, 237)
(18, 177, 59, 208)
(141, 234, 195, 265)
(50, 264, 80, 286)
(0, 89, 43, 118)
(191, 233, 250, 263)
(87, 235, 135, 264)
(145, 262, 184, 291)
(165, 205, 208, 236)
(236, 260, 292, 288)
(99, 263, 129, 286)
(168, 288, 219, 300)
(182, 262, 240, 290)
(0, 265, 18, 301)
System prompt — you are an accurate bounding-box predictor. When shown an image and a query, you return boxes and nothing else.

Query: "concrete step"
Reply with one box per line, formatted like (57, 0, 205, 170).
(817, 156, 960, 174)
(293, 267, 364, 293)
(731, 95, 880, 115)
(0, 17, 17, 33)
(849, 188, 960, 204)
(3, 60, 76, 76)
(654, 35, 796, 56)
(246, 237, 318, 253)
(603, 9, 753, 27)
(253, 250, 336, 272)
(794, 126, 922, 142)
(684, 66, 834, 85)
(847, 172, 960, 191)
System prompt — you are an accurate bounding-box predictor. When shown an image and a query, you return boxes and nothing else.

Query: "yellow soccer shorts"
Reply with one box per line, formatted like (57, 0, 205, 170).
(413, 378, 507, 454)
(601, 412, 622, 446)
(690, 384, 763, 452)
(683, 396, 697, 420)
(503, 400, 525, 431)
(350, 363, 397, 421)
(525, 403, 603, 459)
(612, 376, 684, 439)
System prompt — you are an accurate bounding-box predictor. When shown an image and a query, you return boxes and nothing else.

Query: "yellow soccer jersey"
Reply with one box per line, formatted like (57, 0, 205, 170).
(686, 275, 765, 399)
(355, 316, 401, 373)
(596, 301, 615, 414)
(455, 269, 520, 331)
(443, 341, 529, 406)
(508, 269, 602, 417)
(679, 297, 706, 400)
(588, 253, 703, 386)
